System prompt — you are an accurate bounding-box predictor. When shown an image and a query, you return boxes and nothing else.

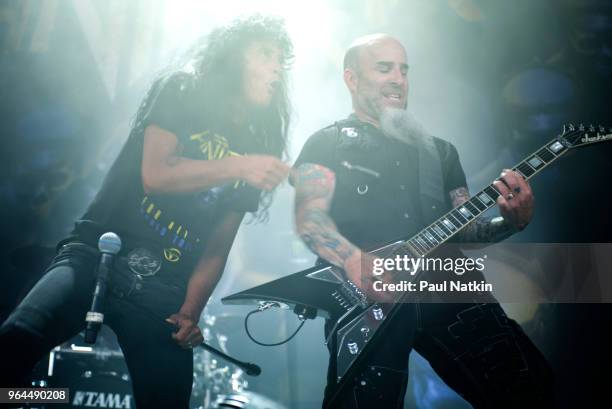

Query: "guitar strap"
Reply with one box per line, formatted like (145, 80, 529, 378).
(416, 132, 447, 224)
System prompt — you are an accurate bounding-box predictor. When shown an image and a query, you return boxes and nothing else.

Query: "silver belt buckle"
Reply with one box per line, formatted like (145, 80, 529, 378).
(127, 248, 161, 277)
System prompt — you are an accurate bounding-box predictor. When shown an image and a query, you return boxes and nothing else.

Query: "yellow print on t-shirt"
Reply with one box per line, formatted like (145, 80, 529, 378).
(190, 130, 242, 160)
(189, 130, 244, 188)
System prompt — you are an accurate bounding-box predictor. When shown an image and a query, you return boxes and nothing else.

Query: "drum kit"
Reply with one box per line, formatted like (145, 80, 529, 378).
(29, 305, 287, 409)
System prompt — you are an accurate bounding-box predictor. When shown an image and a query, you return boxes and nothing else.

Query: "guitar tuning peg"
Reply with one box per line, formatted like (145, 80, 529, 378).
(599, 125, 605, 133)
(589, 124, 595, 131)
(579, 123, 585, 130)
(568, 123, 575, 131)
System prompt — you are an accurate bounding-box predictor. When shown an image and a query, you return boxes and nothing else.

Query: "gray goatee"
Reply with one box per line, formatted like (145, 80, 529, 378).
(379, 108, 427, 144)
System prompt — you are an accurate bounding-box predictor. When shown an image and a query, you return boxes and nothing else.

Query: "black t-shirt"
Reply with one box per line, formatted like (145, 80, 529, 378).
(69, 73, 264, 282)
(293, 115, 467, 250)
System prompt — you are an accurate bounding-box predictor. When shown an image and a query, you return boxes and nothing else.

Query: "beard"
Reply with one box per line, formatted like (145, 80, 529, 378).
(379, 107, 427, 144)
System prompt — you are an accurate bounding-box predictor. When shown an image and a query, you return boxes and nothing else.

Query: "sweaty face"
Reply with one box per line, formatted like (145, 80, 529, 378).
(352, 39, 409, 123)
(242, 40, 282, 107)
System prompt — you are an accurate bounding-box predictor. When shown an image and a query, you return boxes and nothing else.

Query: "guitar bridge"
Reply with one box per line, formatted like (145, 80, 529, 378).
(331, 291, 351, 311)
(339, 280, 369, 309)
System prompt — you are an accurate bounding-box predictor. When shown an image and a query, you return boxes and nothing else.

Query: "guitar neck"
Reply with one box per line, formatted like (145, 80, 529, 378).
(396, 136, 571, 258)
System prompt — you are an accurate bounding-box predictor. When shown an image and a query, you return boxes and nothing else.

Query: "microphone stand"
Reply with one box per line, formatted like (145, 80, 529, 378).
(84, 232, 122, 344)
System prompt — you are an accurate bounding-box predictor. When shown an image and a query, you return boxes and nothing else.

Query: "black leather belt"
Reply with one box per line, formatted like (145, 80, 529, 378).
(60, 241, 163, 278)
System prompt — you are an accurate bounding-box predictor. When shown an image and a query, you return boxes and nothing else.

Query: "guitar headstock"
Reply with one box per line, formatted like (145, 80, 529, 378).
(560, 123, 612, 149)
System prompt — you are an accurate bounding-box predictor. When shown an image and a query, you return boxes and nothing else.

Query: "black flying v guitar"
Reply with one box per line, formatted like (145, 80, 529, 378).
(222, 123, 612, 407)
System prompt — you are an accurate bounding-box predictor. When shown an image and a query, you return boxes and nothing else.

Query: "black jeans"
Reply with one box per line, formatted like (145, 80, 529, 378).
(323, 302, 554, 409)
(0, 242, 193, 409)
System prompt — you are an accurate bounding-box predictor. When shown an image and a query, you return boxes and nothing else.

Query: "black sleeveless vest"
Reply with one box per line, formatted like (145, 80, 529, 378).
(326, 117, 448, 250)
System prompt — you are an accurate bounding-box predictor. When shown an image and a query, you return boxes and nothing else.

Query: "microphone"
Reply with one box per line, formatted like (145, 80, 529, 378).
(84, 232, 121, 344)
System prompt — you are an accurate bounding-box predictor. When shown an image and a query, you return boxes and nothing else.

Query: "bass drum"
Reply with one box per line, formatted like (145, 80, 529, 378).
(58, 372, 134, 409)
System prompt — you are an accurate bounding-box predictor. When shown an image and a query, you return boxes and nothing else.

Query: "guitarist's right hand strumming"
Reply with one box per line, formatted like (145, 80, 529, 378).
(292, 158, 540, 304)
(344, 250, 397, 303)
(293, 162, 394, 303)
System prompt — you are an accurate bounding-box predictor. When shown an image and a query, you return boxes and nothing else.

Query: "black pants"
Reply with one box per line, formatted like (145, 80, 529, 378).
(323, 302, 554, 409)
(0, 242, 193, 409)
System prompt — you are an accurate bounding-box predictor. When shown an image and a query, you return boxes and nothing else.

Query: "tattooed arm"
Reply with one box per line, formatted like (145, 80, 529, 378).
(450, 169, 535, 244)
(292, 163, 363, 271)
(293, 163, 400, 302)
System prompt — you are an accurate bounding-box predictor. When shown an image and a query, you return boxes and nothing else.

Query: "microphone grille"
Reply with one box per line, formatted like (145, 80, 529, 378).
(98, 232, 122, 255)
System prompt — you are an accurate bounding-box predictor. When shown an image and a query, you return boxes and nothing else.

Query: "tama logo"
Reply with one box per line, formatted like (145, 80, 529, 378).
(72, 390, 133, 408)
(581, 133, 612, 143)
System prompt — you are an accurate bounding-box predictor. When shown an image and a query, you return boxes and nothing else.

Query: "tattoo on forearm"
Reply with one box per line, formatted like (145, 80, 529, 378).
(294, 163, 358, 268)
(449, 187, 471, 207)
(293, 163, 336, 203)
(299, 208, 358, 268)
(449, 187, 515, 243)
(457, 216, 515, 243)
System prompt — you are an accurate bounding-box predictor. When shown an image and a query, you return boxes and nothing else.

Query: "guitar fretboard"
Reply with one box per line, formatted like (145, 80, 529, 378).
(392, 134, 574, 258)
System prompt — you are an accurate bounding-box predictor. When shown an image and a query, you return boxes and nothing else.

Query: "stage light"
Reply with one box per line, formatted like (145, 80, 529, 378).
(160, 0, 337, 58)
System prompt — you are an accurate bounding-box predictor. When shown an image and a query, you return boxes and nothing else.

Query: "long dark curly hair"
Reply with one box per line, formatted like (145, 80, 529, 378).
(132, 14, 294, 221)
